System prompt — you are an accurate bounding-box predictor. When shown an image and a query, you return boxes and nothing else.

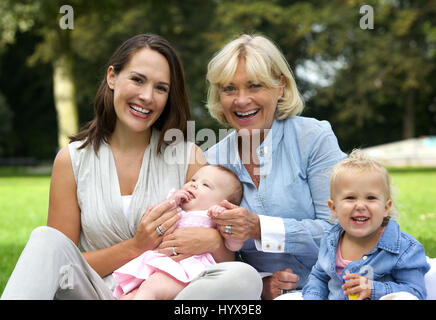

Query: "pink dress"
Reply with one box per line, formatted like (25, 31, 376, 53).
(112, 210, 216, 299)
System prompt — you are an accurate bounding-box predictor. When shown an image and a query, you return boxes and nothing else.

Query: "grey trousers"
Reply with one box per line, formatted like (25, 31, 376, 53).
(1, 226, 262, 300)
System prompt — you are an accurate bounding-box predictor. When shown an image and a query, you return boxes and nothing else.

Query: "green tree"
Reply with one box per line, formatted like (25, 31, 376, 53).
(1, 0, 81, 149)
(299, 0, 436, 148)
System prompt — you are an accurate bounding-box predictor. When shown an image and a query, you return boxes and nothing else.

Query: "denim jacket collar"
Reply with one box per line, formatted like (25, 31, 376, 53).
(327, 219, 401, 255)
(376, 219, 401, 254)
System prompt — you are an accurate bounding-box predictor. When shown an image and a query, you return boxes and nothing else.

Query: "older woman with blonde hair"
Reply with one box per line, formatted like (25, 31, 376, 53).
(205, 34, 346, 299)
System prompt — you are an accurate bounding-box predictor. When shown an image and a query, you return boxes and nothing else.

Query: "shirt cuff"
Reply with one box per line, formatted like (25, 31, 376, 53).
(254, 215, 285, 253)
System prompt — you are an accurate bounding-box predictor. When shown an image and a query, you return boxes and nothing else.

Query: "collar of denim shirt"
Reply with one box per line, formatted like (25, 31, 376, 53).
(327, 219, 401, 256)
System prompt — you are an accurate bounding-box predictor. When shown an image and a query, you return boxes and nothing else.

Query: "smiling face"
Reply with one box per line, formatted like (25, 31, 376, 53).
(219, 59, 283, 135)
(107, 48, 170, 136)
(328, 168, 392, 243)
(180, 165, 240, 211)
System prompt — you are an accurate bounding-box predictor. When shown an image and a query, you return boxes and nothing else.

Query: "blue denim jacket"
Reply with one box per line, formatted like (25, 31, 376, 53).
(206, 117, 346, 288)
(302, 219, 430, 299)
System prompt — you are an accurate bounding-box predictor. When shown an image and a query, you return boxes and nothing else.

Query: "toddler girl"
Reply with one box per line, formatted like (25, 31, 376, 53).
(303, 149, 430, 300)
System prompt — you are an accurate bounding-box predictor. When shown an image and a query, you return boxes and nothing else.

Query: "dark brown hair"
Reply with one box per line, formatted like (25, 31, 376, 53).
(70, 34, 191, 153)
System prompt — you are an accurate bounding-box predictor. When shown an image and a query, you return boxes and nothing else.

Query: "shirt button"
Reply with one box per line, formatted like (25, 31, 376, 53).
(277, 245, 282, 250)
(299, 265, 304, 270)
(266, 244, 270, 249)
(262, 174, 267, 179)
(260, 196, 265, 201)
(363, 256, 368, 260)
(259, 150, 264, 155)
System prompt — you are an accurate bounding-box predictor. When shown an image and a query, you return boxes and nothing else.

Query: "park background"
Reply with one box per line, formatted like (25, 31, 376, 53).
(0, 0, 435, 294)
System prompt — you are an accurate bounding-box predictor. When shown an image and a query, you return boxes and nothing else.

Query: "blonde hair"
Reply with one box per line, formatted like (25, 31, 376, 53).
(206, 34, 304, 124)
(330, 149, 399, 221)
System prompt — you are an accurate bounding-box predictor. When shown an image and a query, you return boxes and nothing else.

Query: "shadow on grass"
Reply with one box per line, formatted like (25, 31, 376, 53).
(387, 167, 436, 174)
(0, 166, 52, 177)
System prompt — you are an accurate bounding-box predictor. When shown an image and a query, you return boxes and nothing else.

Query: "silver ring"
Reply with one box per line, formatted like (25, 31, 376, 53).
(225, 225, 232, 234)
(155, 225, 164, 236)
(172, 247, 178, 256)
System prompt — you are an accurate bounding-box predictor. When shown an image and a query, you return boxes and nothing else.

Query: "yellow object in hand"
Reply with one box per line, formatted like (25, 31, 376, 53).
(344, 271, 359, 300)
(348, 292, 359, 300)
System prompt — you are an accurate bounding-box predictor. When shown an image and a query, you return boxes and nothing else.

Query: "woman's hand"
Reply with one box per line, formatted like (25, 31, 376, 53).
(157, 227, 231, 262)
(132, 199, 181, 253)
(208, 200, 261, 242)
(262, 268, 299, 300)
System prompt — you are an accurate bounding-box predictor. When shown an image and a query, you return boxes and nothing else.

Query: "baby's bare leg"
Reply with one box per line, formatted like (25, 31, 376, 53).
(119, 288, 139, 300)
(133, 272, 188, 300)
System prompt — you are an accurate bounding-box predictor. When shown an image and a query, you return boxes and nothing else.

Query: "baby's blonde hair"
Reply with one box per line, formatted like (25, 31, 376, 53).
(330, 149, 398, 221)
(206, 34, 304, 125)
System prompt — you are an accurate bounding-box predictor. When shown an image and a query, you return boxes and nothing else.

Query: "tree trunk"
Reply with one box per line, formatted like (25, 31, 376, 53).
(402, 89, 415, 139)
(53, 53, 78, 149)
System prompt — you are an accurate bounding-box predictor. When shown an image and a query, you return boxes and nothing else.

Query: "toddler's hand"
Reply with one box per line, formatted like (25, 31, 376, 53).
(207, 205, 226, 218)
(342, 273, 372, 300)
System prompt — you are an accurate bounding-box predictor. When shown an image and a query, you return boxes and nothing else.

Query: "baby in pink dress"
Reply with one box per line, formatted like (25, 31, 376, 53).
(113, 165, 244, 299)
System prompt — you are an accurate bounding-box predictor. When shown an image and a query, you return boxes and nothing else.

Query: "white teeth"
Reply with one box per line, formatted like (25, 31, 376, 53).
(353, 217, 369, 222)
(130, 105, 150, 114)
(236, 109, 258, 116)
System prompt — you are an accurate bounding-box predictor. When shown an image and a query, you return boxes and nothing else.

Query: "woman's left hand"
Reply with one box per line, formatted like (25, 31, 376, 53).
(157, 227, 224, 262)
(208, 200, 261, 242)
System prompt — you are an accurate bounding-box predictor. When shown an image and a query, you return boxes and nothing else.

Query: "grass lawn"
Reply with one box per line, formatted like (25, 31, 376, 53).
(0, 167, 435, 295)
(388, 168, 436, 257)
(0, 168, 50, 295)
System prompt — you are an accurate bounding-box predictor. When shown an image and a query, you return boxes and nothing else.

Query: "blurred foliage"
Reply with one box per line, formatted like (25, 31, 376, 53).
(302, 0, 436, 151)
(0, 0, 435, 159)
(0, 91, 13, 156)
(0, 31, 57, 159)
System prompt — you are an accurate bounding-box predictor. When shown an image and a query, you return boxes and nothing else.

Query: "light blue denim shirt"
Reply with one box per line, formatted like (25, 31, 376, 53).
(302, 219, 430, 300)
(205, 116, 346, 288)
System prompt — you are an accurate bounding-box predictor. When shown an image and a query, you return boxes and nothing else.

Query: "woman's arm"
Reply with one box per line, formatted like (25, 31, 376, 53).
(47, 146, 180, 278)
(158, 227, 234, 263)
(47, 146, 81, 243)
(251, 130, 346, 257)
(278, 130, 346, 256)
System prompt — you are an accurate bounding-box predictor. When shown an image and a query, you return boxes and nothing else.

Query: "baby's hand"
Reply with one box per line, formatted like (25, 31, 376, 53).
(207, 204, 226, 218)
(342, 273, 372, 300)
(169, 189, 193, 206)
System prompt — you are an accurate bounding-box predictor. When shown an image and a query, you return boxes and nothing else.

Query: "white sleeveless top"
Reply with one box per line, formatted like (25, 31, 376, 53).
(68, 129, 193, 289)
